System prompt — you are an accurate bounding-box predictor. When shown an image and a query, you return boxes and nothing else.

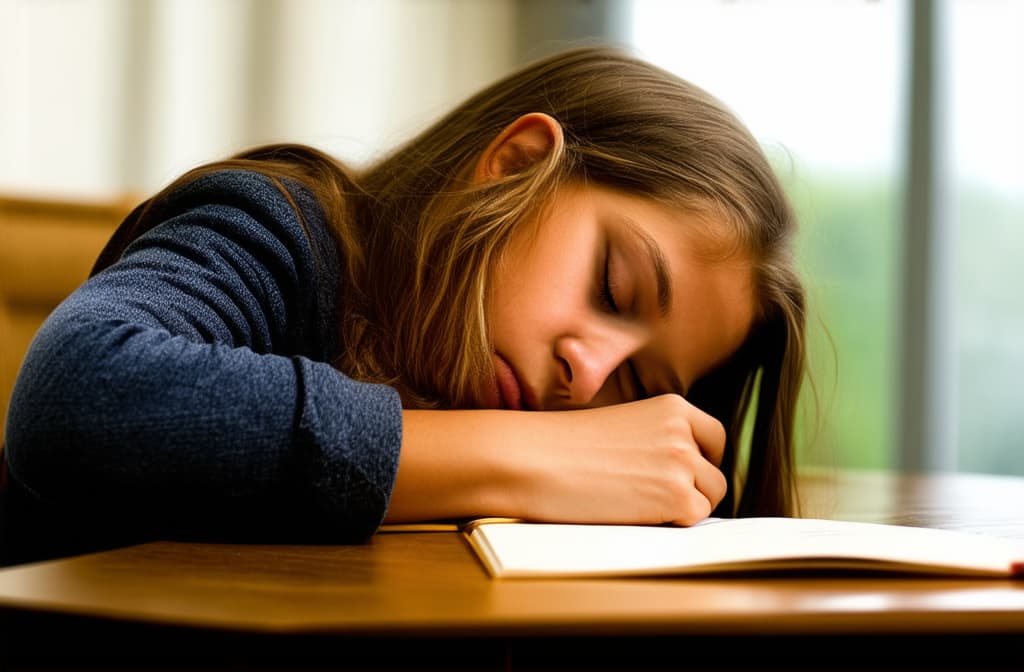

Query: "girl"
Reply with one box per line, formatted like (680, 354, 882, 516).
(1, 46, 806, 566)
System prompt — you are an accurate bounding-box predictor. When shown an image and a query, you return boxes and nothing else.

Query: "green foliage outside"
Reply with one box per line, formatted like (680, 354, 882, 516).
(780, 165, 1024, 476)
(956, 186, 1024, 476)
(779, 168, 899, 472)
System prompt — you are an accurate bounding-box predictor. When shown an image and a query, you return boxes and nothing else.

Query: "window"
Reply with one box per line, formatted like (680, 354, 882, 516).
(631, 0, 905, 471)
(950, 1, 1024, 475)
(633, 0, 1024, 476)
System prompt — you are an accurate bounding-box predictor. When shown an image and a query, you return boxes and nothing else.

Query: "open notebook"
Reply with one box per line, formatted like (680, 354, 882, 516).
(456, 517, 1024, 579)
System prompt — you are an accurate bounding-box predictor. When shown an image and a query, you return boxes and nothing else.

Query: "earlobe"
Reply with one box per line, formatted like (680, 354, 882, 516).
(474, 112, 563, 183)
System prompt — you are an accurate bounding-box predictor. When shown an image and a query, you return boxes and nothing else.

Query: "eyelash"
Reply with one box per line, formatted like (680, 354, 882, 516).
(599, 246, 620, 314)
(600, 246, 648, 400)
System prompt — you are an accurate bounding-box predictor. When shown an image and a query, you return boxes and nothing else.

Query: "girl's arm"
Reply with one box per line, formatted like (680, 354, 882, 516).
(387, 394, 728, 526)
(4, 171, 402, 551)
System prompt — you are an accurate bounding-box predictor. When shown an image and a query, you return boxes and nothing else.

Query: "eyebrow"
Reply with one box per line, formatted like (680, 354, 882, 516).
(622, 216, 673, 318)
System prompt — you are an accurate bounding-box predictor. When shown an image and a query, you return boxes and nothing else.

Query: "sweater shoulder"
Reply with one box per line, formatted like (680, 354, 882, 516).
(99, 168, 339, 275)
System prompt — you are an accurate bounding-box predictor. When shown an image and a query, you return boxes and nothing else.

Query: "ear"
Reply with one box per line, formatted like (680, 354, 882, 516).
(473, 112, 562, 183)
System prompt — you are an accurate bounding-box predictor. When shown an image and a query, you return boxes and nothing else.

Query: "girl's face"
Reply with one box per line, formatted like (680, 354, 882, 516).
(484, 184, 756, 411)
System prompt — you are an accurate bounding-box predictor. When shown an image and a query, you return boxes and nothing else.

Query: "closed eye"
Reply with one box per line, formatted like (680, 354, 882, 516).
(599, 242, 620, 314)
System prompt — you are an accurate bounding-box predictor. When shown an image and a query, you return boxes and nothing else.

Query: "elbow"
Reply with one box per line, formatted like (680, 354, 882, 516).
(4, 315, 127, 502)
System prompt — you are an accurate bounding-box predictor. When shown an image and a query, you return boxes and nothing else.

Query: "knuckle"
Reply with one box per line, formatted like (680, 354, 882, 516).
(651, 392, 685, 414)
(710, 471, 729, 505)
(710, 417, 727, 443)
(664, 475, 712, 527)
(666, 438, 700, 464)
(664, 392, 690, 412)
(676, 496, 712, 527)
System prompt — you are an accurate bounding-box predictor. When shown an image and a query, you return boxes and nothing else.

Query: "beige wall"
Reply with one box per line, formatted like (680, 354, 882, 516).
(0, 0, 517, 200)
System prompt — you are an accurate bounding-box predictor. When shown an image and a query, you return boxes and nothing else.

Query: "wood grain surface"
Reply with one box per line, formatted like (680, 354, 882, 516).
(0, 469, 1022, 639)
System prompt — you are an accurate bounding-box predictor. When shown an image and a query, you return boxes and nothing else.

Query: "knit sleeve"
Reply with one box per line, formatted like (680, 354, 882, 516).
(3, 170, 402, 550)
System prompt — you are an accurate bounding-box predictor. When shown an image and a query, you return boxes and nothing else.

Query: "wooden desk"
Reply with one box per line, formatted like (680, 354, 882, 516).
(0, 469, 1022, 670)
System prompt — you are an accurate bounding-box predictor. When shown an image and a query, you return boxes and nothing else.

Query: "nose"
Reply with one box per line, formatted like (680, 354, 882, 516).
(553, 321, 645, 407)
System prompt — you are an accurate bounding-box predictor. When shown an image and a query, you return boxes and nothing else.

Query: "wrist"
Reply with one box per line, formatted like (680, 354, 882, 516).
(385, 409, 547, 522)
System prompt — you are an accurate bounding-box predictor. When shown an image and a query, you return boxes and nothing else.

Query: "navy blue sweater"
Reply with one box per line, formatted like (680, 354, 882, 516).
(1, 170, 403, 565)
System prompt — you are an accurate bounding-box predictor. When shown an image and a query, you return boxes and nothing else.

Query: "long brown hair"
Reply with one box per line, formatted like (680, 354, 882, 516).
(99, 46, 806, 517)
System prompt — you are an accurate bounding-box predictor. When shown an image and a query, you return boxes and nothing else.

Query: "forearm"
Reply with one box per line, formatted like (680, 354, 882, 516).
(385, 396, 729, 527)
(6, 312, 401, 539)
(384, 409, 541, 522)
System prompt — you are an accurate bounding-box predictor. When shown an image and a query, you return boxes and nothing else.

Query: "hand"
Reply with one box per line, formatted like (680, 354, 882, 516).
(511, 394, 728, 526)
(385, 394, 726, 526)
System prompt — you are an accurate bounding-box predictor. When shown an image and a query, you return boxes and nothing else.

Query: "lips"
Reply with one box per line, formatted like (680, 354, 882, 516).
(492, 353, 524, 410)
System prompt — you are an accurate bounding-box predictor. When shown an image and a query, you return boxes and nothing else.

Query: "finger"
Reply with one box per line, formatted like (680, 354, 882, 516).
(665, 450, 726, 526)
(692, 460, 728, 512)
(684, 403, 727, 467)
(671, 478, 715, 526)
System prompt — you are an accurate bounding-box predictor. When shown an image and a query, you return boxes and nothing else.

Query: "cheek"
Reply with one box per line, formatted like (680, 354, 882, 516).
(487, 257, 532, 346)
(488, 262, 578, 350)
(487, 215, 597, 344)
(488, 275, 549, 344)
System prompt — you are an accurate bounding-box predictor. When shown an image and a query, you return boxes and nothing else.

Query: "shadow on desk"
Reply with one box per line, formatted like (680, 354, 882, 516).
(2, 609, 1022, 672)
